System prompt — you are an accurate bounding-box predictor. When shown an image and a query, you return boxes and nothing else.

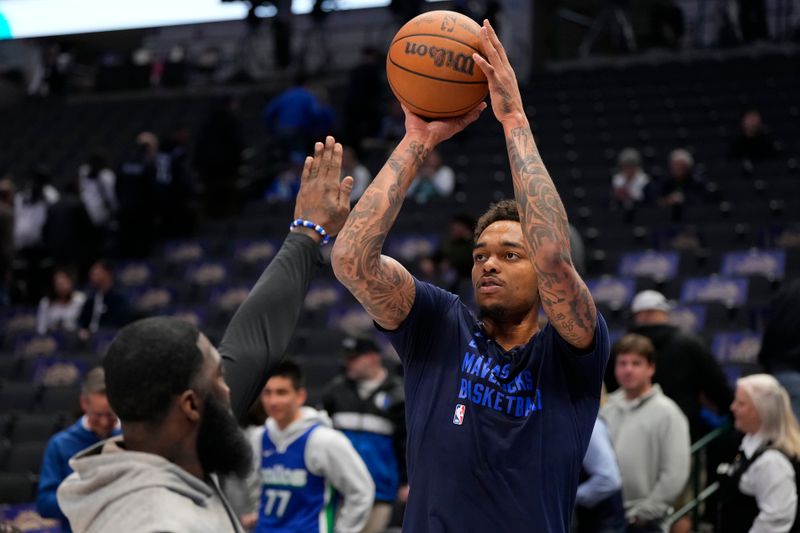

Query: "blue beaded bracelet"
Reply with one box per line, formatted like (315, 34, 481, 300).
(290, 218, 330, 244)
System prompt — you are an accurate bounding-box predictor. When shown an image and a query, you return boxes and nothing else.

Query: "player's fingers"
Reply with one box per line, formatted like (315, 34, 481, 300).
(479, 24, 501, 66)
(462, 102, 487, 126)
(321, 135, 335, 170)
(484, 20, 509, 64)
(310, 141, 324, 179)
(472, 53, 495, 78)
(339, 176, 354, 208)
(299, 156, 313, 183)
(331, 142, 344, 175)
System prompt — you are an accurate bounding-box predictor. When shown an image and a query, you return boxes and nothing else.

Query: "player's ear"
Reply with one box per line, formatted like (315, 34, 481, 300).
(178, 389, 202, 423)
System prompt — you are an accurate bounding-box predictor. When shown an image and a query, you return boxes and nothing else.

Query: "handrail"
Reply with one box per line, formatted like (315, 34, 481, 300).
(690, 421, 731, 454)
(668, 482, 720, 524)
(666, 420, 733, 526)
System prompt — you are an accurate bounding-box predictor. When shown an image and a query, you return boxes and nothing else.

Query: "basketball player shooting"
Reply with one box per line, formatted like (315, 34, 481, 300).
(331, 20, 610, 533)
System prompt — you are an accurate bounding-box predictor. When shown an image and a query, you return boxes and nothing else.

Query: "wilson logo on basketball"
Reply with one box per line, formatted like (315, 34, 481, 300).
(403, 42, 476, 75)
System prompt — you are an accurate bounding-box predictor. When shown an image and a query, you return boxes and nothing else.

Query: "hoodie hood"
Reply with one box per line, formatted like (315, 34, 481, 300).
(57, 437, 220, 533)
(265, 406, 331, 450)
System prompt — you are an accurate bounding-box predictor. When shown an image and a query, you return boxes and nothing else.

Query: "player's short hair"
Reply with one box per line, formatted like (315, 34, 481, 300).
(612, 333, 656, 365)
(474, 199, 521, 242)
(104, 317, 204, 424)
(268, 360, 306, 391)
(81, 367, 107, 395)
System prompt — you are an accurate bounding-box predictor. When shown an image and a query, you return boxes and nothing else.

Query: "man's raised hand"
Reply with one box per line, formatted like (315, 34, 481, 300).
(472, 20, 526, 127)
(293, 136, 354, 240)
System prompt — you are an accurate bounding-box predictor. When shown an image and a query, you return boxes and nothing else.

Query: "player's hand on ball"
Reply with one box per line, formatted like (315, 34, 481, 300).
(402, 102, 487, 147)
(293, 136, 354, 239)
(472, 20, 526, 125)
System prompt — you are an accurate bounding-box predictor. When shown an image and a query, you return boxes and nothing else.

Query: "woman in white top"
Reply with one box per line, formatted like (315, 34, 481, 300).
(719, 374, 800, 533)
(36, 269, 86, 334)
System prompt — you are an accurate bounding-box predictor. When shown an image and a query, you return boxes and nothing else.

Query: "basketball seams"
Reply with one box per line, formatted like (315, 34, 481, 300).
(390, 33, 484, 56)
(387, 56, 488, 86)
(387, 74, 485, 117)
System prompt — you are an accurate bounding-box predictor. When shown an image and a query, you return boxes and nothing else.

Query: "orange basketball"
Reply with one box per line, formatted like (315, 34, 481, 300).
(387, 10, 488, 119)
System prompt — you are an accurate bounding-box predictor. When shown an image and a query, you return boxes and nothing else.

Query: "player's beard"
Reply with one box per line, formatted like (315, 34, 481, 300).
(478, 304, 529, 325)
(197, 394, 253, 478)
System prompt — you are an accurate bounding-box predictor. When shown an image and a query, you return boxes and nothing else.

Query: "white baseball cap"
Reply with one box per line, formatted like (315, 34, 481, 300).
(630, 290, 673, 314)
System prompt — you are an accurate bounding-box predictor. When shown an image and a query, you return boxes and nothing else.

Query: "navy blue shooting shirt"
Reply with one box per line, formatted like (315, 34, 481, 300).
(381, 279, 610, 533)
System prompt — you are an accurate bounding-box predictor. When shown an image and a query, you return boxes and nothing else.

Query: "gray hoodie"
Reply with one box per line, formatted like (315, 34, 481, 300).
(245, 407, 374, 533)
(58, 438, 243, 533)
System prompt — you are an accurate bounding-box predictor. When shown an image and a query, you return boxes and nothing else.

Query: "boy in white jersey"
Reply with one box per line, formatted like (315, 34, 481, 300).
(249, 361, 373, 533)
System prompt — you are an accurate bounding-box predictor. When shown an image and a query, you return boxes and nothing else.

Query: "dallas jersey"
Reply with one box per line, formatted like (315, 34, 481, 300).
(256, 424, 337, 533)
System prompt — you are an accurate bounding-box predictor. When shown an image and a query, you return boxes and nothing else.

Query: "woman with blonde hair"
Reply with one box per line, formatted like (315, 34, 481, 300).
(718, 373, 800, 532)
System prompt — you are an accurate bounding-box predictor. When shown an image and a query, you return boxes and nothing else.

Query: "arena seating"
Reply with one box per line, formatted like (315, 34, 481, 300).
(0, 47, 797, 499)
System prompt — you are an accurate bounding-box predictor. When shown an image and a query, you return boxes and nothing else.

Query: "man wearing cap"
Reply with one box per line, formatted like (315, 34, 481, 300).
(321, 337, 406, 533)
(608, 290, 732, 442)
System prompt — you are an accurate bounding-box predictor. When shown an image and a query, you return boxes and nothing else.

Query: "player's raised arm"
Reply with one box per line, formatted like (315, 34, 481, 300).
(473, 20, 596, 349)
(331, 104, 485, 331)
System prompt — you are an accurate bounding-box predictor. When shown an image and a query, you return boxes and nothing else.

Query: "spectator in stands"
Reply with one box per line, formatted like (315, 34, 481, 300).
(14, 165, 60, 303)
(322, 337, 406, 533)
(758, 280, 800, 419)
(36, 269, 86, 334)
(344, 47, 384, 152)
(262, 73, 325, 160)
(265, 151, 303, 203)
(407, 149, 455, 204)
(77, 260, 129, 339)
(56, 137, 354, 532)
(343, 146, 373, 202)
(116, 132, 158, 256)
(247, 361, 374, 532)
(43, 179, 94, 274)
(78, 151, 118, 237)
(420, 214, 475, 296)
(0, 177, 15, 306)
(606, 290, 733, 442)
(717, 374, 800, 533)
(611, 148, 653, 210)
(574, 417, 626, 533)
(195, 97, 244, 219)
(728, 109, 777, 164)
(601, 334, 691, 532)
(659, 149, 705, 208)
(157, 127, 197, 238)
(37, 368, 120, 531)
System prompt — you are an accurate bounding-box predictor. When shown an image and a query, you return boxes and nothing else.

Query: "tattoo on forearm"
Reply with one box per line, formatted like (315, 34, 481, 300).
(333, 140, 428, 326)
(506, 126, 596, 344)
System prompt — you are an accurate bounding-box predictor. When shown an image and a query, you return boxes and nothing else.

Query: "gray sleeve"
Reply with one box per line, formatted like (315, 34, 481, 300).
(306, 428, 374, 533)
(219, 232, 323, 417)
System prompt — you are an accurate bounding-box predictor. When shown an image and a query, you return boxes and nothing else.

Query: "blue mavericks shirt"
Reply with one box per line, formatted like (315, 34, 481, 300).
(382, 279, 610, 533)
(256, 424, 335, 533)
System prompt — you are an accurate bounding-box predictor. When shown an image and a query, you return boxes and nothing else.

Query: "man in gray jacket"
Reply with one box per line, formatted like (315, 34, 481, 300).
(601, 333, 691, 533)
(57, 137, 355, 533)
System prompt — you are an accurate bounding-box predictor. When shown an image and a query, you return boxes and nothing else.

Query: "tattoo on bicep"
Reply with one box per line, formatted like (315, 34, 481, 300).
(335, 140, 425, 324)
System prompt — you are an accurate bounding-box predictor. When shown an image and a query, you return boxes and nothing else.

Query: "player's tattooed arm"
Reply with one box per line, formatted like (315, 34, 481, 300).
(505, 125, 596, 349)
(331, 137, 424, 330)
(474, 18, 596, 348)
(332, 104, 483, 331)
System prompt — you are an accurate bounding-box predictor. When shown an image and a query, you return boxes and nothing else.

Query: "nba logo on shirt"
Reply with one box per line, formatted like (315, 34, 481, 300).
(453, 404, 466, 425)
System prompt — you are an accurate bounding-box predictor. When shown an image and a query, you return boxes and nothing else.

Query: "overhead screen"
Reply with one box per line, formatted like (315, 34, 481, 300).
(0, 0, 442, 40)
